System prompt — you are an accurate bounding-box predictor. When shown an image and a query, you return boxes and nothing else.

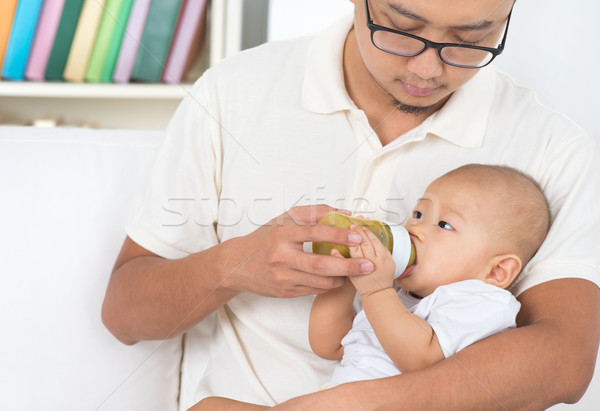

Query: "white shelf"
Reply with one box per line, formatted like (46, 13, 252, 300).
(0, 0, 265, 130)
(0, 81, 191, 99)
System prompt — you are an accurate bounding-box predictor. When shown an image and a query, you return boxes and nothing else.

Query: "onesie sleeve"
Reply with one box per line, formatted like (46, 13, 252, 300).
(411, 280, 521, 358)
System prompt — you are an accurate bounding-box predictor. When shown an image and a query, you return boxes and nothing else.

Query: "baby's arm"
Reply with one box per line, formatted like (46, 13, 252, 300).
(308, 277, 356, 360)
(349, 226, 444, 372)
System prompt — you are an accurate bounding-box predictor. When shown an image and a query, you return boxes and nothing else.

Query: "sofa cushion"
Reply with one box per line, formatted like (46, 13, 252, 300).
(0, 126, 182, 410)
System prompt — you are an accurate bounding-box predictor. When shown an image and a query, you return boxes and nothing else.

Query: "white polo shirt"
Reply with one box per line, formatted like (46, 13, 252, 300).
(126, 15, 600, 409)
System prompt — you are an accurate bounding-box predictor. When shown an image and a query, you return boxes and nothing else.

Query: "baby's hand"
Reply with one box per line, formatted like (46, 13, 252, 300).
(348, 226, 396, 296)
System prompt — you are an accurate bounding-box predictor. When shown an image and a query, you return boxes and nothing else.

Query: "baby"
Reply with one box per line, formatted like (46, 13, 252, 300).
(190, 164, 550, 409)
(309, 163, 550, 384)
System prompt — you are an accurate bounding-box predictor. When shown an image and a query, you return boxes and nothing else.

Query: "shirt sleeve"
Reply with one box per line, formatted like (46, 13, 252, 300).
(125, 72, 222, 259)
(512, 131, 600, 295)
(411, 280, 521, 358)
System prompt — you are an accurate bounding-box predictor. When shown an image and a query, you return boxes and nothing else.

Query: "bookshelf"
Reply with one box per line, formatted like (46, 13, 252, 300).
(0, 0, 269, 130)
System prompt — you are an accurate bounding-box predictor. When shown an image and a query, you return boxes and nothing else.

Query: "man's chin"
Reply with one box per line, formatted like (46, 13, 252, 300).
(393, 100, 436, 116)
(392, 91, 452, 116)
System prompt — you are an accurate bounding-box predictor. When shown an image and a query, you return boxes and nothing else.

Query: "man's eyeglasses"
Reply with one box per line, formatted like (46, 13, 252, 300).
(364, 0, 512, 69)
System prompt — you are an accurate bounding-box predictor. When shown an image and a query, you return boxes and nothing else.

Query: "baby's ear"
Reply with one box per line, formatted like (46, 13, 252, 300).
(485, 255, 522, 289)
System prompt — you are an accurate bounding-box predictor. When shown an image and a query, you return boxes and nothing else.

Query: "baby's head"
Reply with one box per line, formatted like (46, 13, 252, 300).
(443, 164, 550, 266)
(399, 164, 550, 297)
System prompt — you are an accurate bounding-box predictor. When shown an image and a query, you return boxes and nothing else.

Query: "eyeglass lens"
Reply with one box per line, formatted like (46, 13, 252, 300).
(372, 30, 494, 68)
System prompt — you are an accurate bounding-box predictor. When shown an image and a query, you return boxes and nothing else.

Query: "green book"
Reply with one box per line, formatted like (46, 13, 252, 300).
(131, 0, 183, 83)
(99, 0, 134, 83)
(84, 0, 125, 83)
(45, 0, 85, 81)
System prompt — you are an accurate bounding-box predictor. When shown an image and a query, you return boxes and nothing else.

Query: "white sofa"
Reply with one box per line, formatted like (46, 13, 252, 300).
(0, 126, 180, 410)
(1, 125, 598, 410)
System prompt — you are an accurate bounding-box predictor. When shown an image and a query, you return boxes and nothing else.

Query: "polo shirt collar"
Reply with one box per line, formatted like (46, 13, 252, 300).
(425, 66, 496, 148)
(301, 14, 355, 114)
(301, 14, 497, 149)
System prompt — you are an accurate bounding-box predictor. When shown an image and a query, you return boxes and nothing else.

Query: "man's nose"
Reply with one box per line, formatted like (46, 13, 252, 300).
(406, 47, 443, 80)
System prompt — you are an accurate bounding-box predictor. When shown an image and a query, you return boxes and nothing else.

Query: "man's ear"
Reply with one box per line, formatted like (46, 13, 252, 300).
(485, 255, 522, 289)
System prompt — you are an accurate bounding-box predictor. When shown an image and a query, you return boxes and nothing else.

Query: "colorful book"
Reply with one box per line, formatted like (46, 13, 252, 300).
(131, 0, 183, 83)
(0, 0, 19, 77)
(1, 0, 44, 80)
(84, 0, 127, 83)
(45, 0, 86, 81)
(99, 0, 134, 82)
(25, 0, 67, 82)
(63, 0, 106, 82)
(112, 0, 151, 83)
(162, 0, 208, 84)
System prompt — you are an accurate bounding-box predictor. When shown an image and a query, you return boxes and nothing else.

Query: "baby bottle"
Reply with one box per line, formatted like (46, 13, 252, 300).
(312, 212, 416, 279)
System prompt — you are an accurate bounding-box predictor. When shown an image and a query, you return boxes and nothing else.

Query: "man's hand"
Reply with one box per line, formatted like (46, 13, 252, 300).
(222, 205, 374, 298)
(103, 204, 374, 344)
(344, 225, 396, 296)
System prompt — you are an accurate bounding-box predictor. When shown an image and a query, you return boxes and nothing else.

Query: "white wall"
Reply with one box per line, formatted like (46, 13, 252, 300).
(268, 0, 353, 42)
(493, 0, 599, 137)
(268, 0, 600, 136)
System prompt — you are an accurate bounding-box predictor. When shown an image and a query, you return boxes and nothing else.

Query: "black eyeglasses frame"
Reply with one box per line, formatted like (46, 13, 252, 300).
(364, 0, 513, 69)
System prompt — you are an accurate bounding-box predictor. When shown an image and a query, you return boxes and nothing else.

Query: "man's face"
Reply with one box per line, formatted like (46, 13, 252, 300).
(350, 0, 513, 114)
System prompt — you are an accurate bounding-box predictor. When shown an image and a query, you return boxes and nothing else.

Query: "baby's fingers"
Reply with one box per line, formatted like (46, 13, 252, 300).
(360, 228, 387, 254)
(347, 225, 366, 258)
(330, 248, 344, 258)
(349, 226, 376, 258)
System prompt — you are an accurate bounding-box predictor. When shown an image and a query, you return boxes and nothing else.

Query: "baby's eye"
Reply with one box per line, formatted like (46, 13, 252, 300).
(438, 221, 454, 230)
(413, 210, 423, 219)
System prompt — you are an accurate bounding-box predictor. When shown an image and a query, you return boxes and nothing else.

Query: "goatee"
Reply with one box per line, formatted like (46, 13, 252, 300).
(393, 100, 435, 116)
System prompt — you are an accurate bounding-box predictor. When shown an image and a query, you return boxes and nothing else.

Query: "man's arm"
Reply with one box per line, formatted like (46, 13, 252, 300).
(308, 279, 356, 360)
(274, 278, 600, 410)
(101, 205, 374, 345)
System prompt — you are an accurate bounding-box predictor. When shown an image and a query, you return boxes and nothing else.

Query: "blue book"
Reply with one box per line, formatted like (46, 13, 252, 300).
(2, 0, 44, 80)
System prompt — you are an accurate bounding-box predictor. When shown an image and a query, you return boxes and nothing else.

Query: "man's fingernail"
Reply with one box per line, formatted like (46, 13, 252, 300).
(361, 261, 374, 273)
(349, 232, 361, 244)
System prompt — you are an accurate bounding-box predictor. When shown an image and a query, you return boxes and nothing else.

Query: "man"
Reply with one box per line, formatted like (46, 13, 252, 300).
(102, 0, 600, 409)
